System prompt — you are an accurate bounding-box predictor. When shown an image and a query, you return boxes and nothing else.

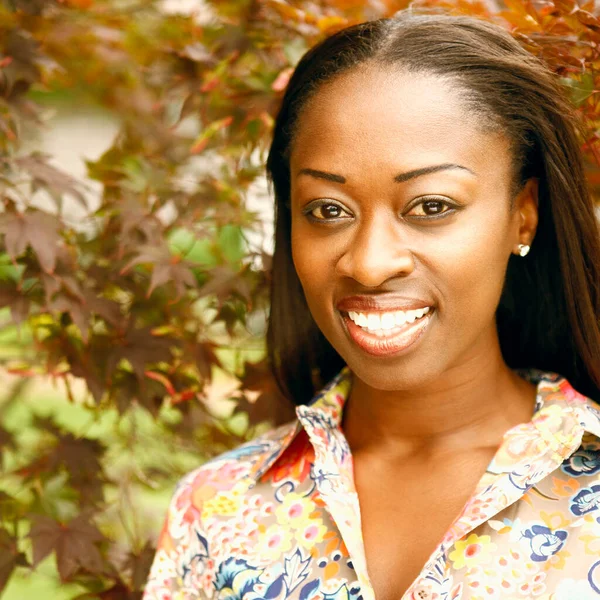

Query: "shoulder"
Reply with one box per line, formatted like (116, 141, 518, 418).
(166, 419, 301, 527)
(143, 420, 300, 599)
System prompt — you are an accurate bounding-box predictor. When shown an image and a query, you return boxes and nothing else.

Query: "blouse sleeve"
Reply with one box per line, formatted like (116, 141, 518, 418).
(142, 472, 213, 599)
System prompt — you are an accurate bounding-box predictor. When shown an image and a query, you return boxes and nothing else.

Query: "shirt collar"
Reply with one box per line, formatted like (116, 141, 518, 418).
(292, 367, 600, 491)
(297, 366, 352, 425)
(256, 368, 600, 484)
(516, 368, 600, 441)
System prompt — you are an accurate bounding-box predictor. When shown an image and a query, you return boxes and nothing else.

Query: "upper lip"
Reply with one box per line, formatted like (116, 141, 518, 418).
(336, 295, 433, 313)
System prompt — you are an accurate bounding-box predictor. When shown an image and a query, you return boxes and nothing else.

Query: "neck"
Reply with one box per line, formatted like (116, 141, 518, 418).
(341, 346, 537, 462)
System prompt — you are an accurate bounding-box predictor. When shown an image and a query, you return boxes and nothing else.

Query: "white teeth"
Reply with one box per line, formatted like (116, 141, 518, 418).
(347, 307, 432, 334)
(381, 313, 396, 330)
(367, 314, 381, 331)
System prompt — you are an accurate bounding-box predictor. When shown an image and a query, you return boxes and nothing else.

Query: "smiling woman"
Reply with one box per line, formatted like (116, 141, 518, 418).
(144, 10, 600, 600)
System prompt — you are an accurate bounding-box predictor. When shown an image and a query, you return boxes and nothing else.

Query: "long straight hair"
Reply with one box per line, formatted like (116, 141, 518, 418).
(266, 11, 600, 405)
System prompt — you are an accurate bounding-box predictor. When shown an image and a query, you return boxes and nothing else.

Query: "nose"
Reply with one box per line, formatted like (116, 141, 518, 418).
(335, 216, 415, 287)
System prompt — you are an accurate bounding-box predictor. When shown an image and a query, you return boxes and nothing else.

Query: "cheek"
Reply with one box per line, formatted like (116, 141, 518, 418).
(291, 221, 339, 317)
(430, 213, 513, 319)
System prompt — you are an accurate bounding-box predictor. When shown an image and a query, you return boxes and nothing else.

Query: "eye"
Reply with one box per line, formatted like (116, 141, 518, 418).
(303, 200, 352, 221)
(406, 198, 456, 219)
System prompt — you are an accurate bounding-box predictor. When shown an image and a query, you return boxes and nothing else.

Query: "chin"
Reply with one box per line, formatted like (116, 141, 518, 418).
(345, 357, 442, 392)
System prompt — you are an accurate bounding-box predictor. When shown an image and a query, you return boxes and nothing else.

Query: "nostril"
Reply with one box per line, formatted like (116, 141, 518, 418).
(336, 245, 416, 286)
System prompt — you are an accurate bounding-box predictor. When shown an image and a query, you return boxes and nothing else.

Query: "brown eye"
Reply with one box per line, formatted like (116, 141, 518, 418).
(407, 198, 454, 218)
(309, 203, 350, 220)
(422, 200, 445, 214)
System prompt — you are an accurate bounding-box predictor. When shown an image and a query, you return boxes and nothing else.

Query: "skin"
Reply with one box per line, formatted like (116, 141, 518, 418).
(289, 66, 540, 597)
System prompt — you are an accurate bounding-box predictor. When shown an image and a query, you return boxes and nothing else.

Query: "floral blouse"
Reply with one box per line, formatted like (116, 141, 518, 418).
(143, 368, 600, 600)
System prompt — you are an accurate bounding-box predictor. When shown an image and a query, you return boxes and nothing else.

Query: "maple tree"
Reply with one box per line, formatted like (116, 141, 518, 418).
(0, 0, 599, 596)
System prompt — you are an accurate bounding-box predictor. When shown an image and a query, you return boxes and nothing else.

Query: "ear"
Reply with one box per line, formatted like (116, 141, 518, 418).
(512, 177, 539, 255)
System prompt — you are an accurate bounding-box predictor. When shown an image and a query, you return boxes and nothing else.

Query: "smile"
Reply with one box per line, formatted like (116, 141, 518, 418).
(341, 307, 433, 356)
(348, 307, 430, 334)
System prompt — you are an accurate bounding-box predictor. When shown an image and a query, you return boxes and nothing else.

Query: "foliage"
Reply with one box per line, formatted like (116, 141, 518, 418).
(0, 0, 599, 597)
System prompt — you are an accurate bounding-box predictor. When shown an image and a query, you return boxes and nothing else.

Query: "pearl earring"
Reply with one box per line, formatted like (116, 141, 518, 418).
(517, 244, 530, 257)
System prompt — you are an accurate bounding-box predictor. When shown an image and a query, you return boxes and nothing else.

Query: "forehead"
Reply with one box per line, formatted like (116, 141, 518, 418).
(290, 66, 511, 177)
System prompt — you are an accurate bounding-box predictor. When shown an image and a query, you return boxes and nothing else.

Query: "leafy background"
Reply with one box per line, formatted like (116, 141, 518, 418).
(1, 0, 600, 597)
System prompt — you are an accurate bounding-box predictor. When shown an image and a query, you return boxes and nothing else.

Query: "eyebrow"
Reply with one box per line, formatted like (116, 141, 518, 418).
(297, 163, 476, 184)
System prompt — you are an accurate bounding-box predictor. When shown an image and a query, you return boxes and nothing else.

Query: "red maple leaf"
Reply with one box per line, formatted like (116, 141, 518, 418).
(121, 244, 196, 299)
(107, 326, 179, 381)
(15, 152, 88, 209)
(0, 210, 62, 273)
(29, 513, 107, 581)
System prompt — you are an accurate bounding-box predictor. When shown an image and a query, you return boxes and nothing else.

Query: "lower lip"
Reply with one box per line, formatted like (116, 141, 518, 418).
(342, 312, 433, 357)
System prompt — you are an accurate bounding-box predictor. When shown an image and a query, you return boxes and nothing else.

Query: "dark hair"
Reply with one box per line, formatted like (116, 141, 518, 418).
(266, 9, 600, 405)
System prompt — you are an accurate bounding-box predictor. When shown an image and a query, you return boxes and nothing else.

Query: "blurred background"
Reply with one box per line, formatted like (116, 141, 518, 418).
(1, 0, 599, 598)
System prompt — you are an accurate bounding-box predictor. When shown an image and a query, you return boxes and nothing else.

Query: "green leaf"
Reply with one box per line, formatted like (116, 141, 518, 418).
(0, 254, 24, 282)
(560, 74, 595, 106)
(283, 38, 308, 66)
(168, 228, 218, 266)
(218, 225, 244, 265)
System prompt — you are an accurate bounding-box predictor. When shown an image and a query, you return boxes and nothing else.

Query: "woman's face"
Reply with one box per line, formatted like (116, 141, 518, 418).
(289, 67, 538, 392)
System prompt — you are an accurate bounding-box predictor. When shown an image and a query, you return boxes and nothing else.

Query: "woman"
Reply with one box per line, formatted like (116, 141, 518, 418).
(144, 10, 600, 600)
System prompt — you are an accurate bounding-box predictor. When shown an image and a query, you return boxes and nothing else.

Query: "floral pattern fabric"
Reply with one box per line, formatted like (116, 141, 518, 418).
(143, 368, 600, 600)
